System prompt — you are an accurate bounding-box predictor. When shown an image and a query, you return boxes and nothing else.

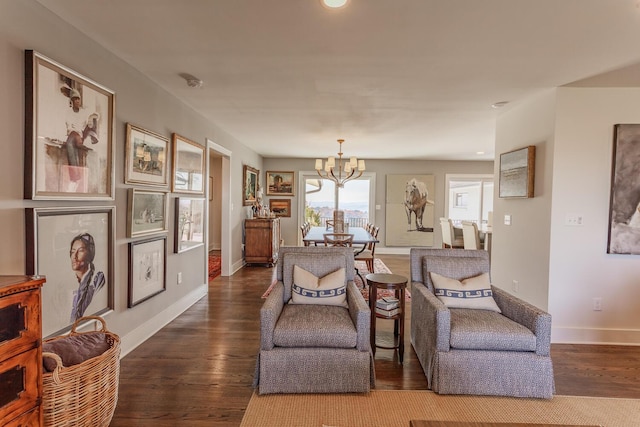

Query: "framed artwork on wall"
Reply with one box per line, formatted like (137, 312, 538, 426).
(243, 165, 259, 206)
(269, 199, 291, 217)
(172, 133, 205, 194)
(127, 188, 168, 237)
(174, 197, 205, 253)
(24, 50, 115, 200)
(125, 123, 170, 187)
(607, 124, 640, 254)
(128, 236, 167, 307)
(499, 146, 536, 199)
(385, 175, 435, 247)
(25, 206, 115, 337)
(266, 171, 295, 196)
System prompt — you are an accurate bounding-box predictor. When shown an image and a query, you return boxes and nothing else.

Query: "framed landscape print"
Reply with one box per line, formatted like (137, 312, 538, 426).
(266, 171, 294, 196)
(24, 50, 115, 200)
(25, 206, 115, 337)
(499, 146, 536, 198)
(172, 133, 205, 194)
(127, 188, 168, 237)
(607, 124, 640, 254)
(175, 197, 205, 253)
(125, 123, 170, 187)
(385, 175, 435, 247)
(128, 236, 166, 307)
(269, 199, 291, 217)
(243, 165, 259, 206)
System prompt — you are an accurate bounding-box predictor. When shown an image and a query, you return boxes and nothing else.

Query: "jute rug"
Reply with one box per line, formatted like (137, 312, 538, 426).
(240, 390, 640, 427)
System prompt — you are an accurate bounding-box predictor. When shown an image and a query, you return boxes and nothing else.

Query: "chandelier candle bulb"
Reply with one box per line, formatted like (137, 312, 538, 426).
(315, 159, 323, 170)
(358, 159, 366, 170)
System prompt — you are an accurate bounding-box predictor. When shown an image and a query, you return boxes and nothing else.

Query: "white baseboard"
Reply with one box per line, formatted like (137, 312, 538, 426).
(375, 247, 412, 255)
(552, 326, 640, 345)
(119, 284, 208, 358)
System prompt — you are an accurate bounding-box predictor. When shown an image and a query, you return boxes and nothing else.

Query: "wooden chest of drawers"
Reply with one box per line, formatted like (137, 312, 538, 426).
(244, 218, 280, 266)
(0, 275, 46, 427)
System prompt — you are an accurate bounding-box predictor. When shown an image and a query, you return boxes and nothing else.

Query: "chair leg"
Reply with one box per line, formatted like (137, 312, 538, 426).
(366, 259, 374, 273)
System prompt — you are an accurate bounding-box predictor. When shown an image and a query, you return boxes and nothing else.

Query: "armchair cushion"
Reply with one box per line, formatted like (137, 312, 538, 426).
(273, 304, 357, 348)
(422, 256, 490, 293)
(450, 309, 537, 352)
(431, 272, 501, 313)
(290, 265, 347, 307)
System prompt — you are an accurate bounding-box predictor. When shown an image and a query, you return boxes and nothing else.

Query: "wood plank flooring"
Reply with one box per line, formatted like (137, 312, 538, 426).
(110, 254, 640, 426)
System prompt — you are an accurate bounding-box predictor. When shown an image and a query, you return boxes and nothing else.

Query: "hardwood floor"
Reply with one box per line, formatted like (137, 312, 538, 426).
(111, 254, 640, 426)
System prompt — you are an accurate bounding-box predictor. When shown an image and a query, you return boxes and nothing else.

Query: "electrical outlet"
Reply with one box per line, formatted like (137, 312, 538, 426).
(593, 297, 602, 311)
(177, 272, 183, 284)
(512, 280, 519, 292)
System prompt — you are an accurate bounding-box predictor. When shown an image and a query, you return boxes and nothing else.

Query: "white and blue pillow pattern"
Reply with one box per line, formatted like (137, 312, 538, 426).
(430, 271, 501, 313)
(290, 265, 348, 307)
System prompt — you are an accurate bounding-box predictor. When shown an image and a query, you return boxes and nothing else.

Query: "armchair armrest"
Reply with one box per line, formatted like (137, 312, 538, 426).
(260, 282, 285, 350)
(346, 281, 371, 352)
(411, 281, 451, 352)
(492, 286, 552, 356)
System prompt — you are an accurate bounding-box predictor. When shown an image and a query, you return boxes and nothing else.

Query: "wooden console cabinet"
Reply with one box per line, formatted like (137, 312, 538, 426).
(0, 275, 46, 427)
(245, 218, 280, 266)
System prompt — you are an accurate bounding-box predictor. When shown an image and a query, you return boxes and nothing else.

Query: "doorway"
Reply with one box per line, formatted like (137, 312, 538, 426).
(207, 139, 231, 276)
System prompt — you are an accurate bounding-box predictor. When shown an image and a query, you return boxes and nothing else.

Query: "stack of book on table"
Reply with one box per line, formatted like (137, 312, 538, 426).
(375, 296, 400, 317)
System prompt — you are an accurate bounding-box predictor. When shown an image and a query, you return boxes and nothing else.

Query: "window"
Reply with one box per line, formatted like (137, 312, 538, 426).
(445, 174, 493, 228)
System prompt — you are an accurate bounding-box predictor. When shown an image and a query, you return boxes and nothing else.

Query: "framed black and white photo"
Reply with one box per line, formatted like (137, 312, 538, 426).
(128, 236, 166, 307)
(499, 146, 536, 199)
(24, 50, 115, 200)
(25, 206, 114, 337)
(127, 188, 168, 237)
(172, 133, 205, 194)
(175, 197, 205, 253)
(125, 123, 170, 187)
(607, 124, 640, 254)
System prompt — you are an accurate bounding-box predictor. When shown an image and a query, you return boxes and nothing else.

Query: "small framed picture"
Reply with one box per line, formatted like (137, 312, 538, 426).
(172, 133, 205, 194)
(243, 165, 259, 206)
(127, 188, 168, 237)
(175, 197, 205, 253)
(266, 171, 295, 196)
(128, 236, 166, 307)
(125, 123, 170, 187)
(24, 50, 115, 200)
(269, 199, 291, 217)
(499, 146, 536, 199)
(25, 206, 115, 337)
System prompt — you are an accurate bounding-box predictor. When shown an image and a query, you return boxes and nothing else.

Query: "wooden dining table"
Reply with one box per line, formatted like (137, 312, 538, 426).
(302, 226, 379, 255)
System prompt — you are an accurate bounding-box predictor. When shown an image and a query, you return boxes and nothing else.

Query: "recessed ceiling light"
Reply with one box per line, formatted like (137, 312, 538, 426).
(322, 0, 349, 9)
(491, 101, 509, 109)
(476, 151, 485, 155)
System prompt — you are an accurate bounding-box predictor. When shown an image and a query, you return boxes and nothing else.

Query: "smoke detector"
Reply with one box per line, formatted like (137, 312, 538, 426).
(180, 73, 204, 88)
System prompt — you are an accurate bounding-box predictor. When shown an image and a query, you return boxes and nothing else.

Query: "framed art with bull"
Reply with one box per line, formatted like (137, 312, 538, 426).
(385, 174, 435, 246)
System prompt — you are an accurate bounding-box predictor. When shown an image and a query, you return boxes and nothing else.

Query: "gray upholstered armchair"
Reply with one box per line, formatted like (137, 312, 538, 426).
(410, 248, 555, 398)
(255, 246, 375, 394)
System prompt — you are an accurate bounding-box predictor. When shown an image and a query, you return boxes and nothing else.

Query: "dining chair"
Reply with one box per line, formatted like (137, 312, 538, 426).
(439, 218, 464, 249)
(354, 226, 379, 273)
(461, 221, 481, 250)
(324, 233, 354, 247)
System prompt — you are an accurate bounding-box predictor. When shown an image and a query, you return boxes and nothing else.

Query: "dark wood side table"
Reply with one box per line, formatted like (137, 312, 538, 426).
(366, 273, 407, 363)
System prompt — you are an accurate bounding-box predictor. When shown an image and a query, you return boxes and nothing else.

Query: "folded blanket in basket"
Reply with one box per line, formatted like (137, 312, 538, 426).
(43, 331, 110, 372)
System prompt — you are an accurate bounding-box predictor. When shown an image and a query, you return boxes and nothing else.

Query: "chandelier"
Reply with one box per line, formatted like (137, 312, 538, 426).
(314, 139, 366, 188)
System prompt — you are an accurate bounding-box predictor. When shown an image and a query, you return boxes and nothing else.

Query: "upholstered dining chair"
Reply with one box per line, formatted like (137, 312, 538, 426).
(439, 218, 464, 249)
(254, 246, 375, 394)
(409, 248, 555, 398)
(324, 233, 354, 247)
(461, 221, 481, 250)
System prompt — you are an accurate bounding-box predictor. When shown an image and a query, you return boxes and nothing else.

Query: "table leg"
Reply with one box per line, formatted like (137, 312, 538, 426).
(369, 282, 376, 355)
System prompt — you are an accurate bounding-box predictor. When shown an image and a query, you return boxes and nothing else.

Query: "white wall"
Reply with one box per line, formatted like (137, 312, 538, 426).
(549, 87, 640, 344)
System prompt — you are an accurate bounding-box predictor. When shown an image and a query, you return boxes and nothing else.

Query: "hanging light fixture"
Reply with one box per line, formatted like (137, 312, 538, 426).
(314, 139, 366, 188)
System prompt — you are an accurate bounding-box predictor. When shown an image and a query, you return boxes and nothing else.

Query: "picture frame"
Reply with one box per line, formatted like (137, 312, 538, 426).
(127, 188, 168, 237)
(128, 236, 167, 307)
(209, 176, 214, 202)
(499, 146, 536, 199)
(125, 123, 170, 187)
(607, 124, 640, 254)
(24, 50, 115, 200)
(172, 133, 205, 194)
(266, 171, 295, 196)
(175, 197, 205, 253)
(269, 199, 291, 217)
(385, 175, 435, 246)
(25, 206, 115, 338)
(243, 165, 259, 206)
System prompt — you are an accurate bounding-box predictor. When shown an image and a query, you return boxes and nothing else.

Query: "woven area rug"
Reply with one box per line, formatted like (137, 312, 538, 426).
(240, 390, 640, 427)
(261, 259, 410, 301)
(208, 253, 221, 279)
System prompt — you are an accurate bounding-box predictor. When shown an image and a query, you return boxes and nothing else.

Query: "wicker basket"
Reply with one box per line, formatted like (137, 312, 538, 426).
(42, 316, 120, 427)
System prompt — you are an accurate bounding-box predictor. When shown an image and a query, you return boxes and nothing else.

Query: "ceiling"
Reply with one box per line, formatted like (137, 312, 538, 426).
(36, 0, 640, 161)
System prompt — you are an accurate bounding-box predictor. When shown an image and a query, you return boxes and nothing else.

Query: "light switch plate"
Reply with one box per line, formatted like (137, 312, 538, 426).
(504, 214, 512, 225)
